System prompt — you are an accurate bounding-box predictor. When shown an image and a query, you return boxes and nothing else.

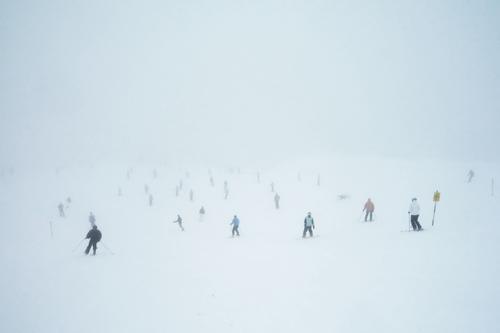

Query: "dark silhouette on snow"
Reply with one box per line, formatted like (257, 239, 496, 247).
(149, 194, 153, 206)
(303, 212, 315, 238)
(173, 215, 184, 231)
(85, 225, 102, 256)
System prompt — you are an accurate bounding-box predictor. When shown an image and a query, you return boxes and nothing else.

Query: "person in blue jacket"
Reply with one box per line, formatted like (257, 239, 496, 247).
(230, 215, 240, 237)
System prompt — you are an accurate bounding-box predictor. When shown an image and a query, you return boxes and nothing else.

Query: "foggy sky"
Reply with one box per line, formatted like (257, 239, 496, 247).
(1, 0, 499, 167)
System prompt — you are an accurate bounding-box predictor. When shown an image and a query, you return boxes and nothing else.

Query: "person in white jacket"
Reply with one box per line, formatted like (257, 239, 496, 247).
(408, 198, 423, 231)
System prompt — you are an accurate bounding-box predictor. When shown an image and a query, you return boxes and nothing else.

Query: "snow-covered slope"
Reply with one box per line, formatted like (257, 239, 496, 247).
(1, 156, 499, 333)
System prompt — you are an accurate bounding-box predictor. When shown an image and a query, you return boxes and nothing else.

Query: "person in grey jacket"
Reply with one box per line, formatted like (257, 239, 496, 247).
(303, 212, 315, 238)
(230, 215, 240, 237)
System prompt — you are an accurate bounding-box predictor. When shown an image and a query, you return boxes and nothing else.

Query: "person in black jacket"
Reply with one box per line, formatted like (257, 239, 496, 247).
(85, 225, 102, 255)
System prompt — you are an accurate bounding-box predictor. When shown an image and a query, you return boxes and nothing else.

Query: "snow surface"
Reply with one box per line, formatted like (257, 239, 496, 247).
(1, 156, 499, 333)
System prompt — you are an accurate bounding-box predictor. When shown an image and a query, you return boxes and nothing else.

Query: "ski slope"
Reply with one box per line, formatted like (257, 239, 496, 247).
(0, 156, 499, 333)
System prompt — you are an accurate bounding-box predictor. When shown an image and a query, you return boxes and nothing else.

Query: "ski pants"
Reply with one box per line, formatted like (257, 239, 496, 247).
(232, 225, 240, 237)
(85, 240, 98, 255)
(303, 226, 313, 238)
(410, 215, 422, 231)
(365, 211, 373, 222)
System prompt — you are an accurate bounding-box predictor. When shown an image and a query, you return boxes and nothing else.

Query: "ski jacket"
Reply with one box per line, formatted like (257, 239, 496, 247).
(304, 216, 315, 227)
(363, 201, 375, 212)
(408, 202, 420, 215)
(86, 229, 102, 242)
(230, 217, 240, 226)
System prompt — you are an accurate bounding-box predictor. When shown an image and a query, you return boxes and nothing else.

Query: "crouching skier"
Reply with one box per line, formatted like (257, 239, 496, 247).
(85, 225, 102, 256)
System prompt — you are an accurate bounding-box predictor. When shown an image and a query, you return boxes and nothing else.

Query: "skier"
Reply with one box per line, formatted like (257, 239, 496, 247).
(224, 180, 228, 191)
(210, 176, 215, 187)
(199, 206, 206, 221)
(144, 184, 149, 194)
(230, 215, 240, 237)
(224, 187, 229, 200)
(148, 194, 153, 206)
(85, 225, 102, 256)
(303, 212, 315, 238)
(173, 214, 184, 231)
(175, 186, 180, 197)
(66, 197, 72, 206)
(89, 212, 96, 226)
(408, 198, 423, 231)
(179, 180, 183, 190)
(467, 169, 475, 183)
(317, 174, 321, 186)
(274, 193, 280, 209)
(190, 189, 194, 202)
(58, 203, 65, 217)
(270, 182, 275, 192)
(363, 198, 375, 222)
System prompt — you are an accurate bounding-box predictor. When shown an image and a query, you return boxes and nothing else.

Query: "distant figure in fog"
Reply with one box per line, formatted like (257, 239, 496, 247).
(274, 193, 280, 209)
(230, 215, 240, 237)
(149, 194, 154, 206)
(363, 198, 375, 222)
(89, 212, 96, 226)
(190, 189, 194, 202)
(173, 214, 184, 231)
(199, 206, 206, 221)
(58, 203, 65, 218)
(467, 169, 475, 183)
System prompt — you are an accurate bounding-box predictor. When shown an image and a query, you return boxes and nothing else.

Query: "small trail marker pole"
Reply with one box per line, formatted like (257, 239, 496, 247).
(432, 190, 441, 226)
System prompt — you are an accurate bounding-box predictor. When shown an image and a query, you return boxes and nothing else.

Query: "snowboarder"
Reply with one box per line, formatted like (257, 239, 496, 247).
(148, 193, 153, 206)
(363, 198, 375, 222)
(199, 206, 206, 221)
(408, 198, 423, 231)
(303, 212, 315, 238)
(89, 212, 96, 226)
(230, 215, 240, 237)
(84, 225, 102, 256)
(467, 169, 475, 183)
(190, 189, 194, 202)
(274, 193, 280, 209)
(173, 214, 184, 231)
(58, 203, 65, 217)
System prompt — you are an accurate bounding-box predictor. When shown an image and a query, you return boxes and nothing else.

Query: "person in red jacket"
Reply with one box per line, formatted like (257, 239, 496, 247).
(363, 198, 375, 222)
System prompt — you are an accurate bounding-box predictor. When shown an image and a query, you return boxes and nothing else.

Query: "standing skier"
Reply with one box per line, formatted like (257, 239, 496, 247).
(58, 203, 65, 217)
(173, 214, 184, 231)
(148, 194, 153, 206)
(230, 215, 240, 237)
(210, 176, 215, 187)
(85, 225, 102, 256)
(303, 212, 315, 238)
(190, 189, 194, 202)
(144, 184, 149, 194)
(467, 169, 475, 183)
(274, 193, 280, 209)
(270, 182, 275, 192)
(363, 198, 375, 222)
(89, 212, 96, 226)
(199, 206, 206, 221)
(408, 198, 423, 231)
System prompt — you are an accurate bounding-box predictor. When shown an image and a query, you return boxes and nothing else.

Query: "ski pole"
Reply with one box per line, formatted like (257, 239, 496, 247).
(408, 213, 411, 232)
(72, 238, 86, 252)
(100, 242, 115, 255)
